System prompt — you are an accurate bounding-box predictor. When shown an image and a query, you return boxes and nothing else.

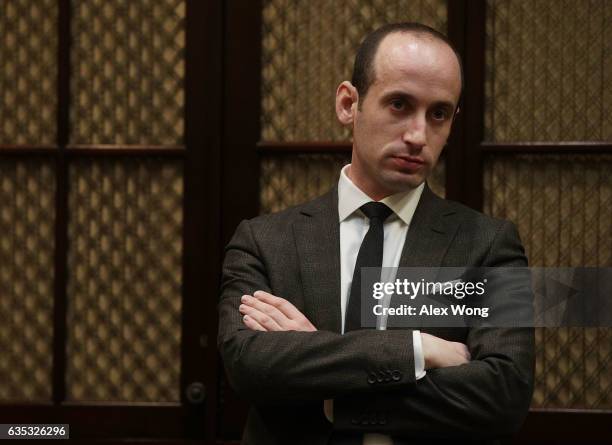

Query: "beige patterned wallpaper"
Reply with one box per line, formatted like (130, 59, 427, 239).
(70, 0, 185, 145)
(484, 0, 611, 141)
(0, 0, 57, 144)
(0, 160, 55, 401)
(483, 0, 611, 409)
(66, 159, 183, 402)
(484, 155, 612, 408)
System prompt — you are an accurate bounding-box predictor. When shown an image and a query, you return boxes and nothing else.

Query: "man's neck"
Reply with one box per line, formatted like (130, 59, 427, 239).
(346, 164, 399, 201)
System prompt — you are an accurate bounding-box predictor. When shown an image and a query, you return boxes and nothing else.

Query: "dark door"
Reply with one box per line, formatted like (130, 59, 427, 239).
(0, 1, 222, 442)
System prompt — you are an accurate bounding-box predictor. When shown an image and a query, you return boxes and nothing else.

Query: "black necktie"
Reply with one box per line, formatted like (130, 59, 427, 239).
(345, 202, 393, 333)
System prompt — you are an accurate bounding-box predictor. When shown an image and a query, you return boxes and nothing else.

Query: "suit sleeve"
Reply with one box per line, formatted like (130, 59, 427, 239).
(218, 219, 419, 403)
(333, 221, 535, 439)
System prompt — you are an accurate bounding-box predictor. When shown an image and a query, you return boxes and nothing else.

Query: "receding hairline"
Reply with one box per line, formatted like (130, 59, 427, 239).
(369, 30, 462, 92)
(350, 24, 464, 104)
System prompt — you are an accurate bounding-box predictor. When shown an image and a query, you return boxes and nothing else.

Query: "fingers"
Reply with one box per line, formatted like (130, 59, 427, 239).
(252, 290, 303, 320)
(243, 314, 266, 331)
(239, 291, 317, 332)
(253, 291, 317, 331)
(239, 295, 284, 331)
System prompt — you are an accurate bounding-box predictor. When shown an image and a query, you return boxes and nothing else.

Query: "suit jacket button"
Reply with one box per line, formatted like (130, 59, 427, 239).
(391, 370, 402, 381)
(367, 373, 377, 384)
(376, 371, 385, 383)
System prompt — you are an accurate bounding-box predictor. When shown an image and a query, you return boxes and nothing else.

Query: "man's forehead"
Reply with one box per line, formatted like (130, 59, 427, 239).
(372, 32, 462, 98)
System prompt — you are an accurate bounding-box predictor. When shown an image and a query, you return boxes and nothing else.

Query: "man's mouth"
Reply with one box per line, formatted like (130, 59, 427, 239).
(389, 155, 425, 172)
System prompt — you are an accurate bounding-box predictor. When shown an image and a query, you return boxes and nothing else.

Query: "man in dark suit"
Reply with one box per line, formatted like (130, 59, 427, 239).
(218, 23, 534, 445)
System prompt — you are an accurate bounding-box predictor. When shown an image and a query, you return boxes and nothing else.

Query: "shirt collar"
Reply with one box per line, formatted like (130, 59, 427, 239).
(338, 164, 425, 225)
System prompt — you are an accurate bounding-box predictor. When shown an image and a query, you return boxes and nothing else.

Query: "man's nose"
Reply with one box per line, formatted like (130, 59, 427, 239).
(401, 114, 427, 149)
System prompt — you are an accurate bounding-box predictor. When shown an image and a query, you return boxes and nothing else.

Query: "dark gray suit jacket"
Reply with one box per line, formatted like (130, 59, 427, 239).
(218, 185, 534, 445)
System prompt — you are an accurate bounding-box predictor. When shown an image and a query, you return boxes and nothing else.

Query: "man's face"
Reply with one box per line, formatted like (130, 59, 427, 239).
(339, 33, 462, 199)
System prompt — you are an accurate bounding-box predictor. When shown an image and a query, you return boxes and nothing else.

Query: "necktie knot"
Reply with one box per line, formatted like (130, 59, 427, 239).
(360, 202, 393, 222)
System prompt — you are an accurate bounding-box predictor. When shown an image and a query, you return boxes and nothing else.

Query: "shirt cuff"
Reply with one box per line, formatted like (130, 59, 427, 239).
(413, 330, 426, 380)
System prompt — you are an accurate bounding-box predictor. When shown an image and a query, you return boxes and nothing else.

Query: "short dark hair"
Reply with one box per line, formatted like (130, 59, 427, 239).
(351, 22, 464, 101)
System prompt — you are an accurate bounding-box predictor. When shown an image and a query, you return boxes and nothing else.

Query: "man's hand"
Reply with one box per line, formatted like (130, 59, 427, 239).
(239, 290, 317, 332)
(421, 332, 471, 369)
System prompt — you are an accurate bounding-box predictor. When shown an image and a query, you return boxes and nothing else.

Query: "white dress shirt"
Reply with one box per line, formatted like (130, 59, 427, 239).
(337, 164, 426, 445)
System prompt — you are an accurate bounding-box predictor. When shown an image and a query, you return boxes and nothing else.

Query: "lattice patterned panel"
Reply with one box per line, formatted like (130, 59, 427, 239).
(484, 0, 612, 141)
(66, 159, 183, 401)
(260, 154, 350, 214)
(484, 154, 612, 408)
(70, 0, 185, 144)
(0, 0, 57, 144)
(261, 0, 447, 141)
(0, 160, 55, 401)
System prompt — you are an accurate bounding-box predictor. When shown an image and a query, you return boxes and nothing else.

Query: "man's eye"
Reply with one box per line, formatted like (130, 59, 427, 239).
(431, 109, 448, 121)
(390, 100, 405, 111)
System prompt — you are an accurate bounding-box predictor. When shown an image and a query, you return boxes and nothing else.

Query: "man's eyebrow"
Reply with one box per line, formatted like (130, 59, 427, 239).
(432, 100, 456, 111)
(379, 91, 415, 103)
(379, 91, 456, 110)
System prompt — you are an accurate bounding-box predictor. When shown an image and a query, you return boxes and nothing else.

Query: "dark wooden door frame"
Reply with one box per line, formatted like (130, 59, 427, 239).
(445, 0, 486, 209)
(183, 0, 223, 442)
(221, 0, 262, 239)
(216, 0, 262, 440)
(0, 0, 223, 442)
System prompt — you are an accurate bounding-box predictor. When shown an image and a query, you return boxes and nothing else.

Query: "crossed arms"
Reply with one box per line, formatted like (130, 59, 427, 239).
(217, 218, 535, 439)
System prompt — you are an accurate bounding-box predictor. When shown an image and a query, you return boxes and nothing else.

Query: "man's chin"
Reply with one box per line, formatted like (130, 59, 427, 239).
(382, 172, 426, 192)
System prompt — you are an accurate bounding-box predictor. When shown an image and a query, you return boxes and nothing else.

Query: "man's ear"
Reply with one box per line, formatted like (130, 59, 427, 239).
(451, 106, 460, 125)
(335, 81, 359, 126)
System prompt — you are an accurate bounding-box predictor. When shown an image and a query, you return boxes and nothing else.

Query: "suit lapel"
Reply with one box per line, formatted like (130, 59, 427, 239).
(399, 185, 460, 268)
(293, 187, 342, 333)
